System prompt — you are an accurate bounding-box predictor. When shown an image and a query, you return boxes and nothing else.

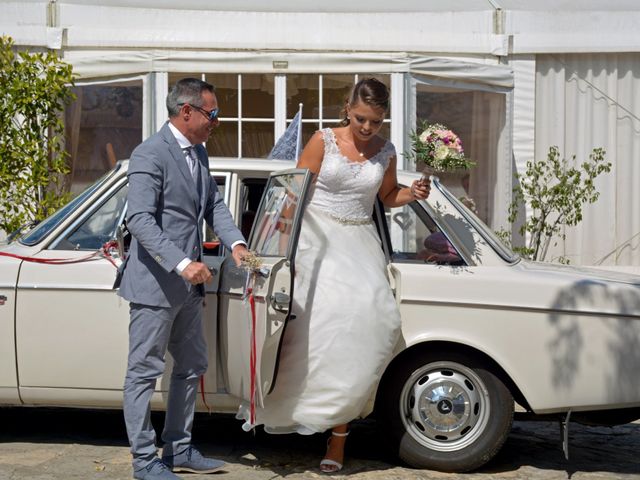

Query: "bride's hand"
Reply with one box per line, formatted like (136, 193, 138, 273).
(410, 178, 430, 200)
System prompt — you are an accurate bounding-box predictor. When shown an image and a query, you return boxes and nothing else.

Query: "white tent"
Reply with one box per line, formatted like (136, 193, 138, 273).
(2, 0, 640, 266)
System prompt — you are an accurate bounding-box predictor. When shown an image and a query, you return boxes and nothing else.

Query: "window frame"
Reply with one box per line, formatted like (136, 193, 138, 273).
(164, 73, 394, 158)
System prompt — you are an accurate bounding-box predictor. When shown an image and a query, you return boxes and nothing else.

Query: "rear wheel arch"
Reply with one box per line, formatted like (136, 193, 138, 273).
(373, 341, 528, 472)
(377, 341, 531, 413)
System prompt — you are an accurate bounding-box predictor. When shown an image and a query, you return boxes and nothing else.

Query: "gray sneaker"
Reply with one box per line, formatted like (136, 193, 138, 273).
(162, 446, 226, 474)
(133, 458, 182, 480)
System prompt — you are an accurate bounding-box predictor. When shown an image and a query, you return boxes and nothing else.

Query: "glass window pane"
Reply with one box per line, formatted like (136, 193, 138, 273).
(251, 173, 306, 257)
(320, 121, 388, 140)
(387, 203, 464, 266)
(65, 81, 142, 193)
(373, 74, 391, 93)
(242, 121, 275, 158)
(203, 176, 226, 256)
(207, 121, 238, 157)
(324, 119, 343, 129)
(212, 176, 226, 205)
(239, 178, 268, 239)
(415, 84, 504, 226)
(20, 169, 117, 246)
(357, 74, 391, 119)
(378, 123, 390, 141)
(242, 74, 275, 118)
(168, 73, 236, 117)
(206, 73, 238, 117)
(323, 74, 354, 120)
(168, 73, 203, 88)
(379, 74, 392, 119)
(299, 122, 320, 150)
(287, 74, 319, 118)
(58, 184, 129, 251)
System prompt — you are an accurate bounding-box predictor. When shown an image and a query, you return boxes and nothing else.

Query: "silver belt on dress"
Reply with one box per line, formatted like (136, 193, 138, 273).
(310, 204, 373, 225)
(326, 212, 372, 226)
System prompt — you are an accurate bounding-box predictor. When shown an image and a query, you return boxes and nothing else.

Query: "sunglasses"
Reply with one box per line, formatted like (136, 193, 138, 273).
(180, 103, 219, 121)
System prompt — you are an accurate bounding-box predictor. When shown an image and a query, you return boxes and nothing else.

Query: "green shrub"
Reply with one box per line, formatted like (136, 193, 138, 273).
(497, 146, 611, 263)
(0, 35, 76, 235)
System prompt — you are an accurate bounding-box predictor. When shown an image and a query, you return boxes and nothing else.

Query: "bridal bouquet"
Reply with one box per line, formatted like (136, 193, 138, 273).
(408, 122, 475, 172)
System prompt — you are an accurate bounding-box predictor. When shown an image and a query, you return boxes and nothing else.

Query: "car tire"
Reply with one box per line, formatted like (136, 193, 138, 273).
(377, 350, 514, 472)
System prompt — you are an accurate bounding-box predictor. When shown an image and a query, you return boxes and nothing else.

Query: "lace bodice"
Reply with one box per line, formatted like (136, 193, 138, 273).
(309, 128, 395, 223)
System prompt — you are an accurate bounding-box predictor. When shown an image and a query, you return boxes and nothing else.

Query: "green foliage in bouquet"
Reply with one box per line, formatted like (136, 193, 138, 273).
(496, 146, 611, 263)
(0, 35, 76, 235)
(407, 121, 475, 172)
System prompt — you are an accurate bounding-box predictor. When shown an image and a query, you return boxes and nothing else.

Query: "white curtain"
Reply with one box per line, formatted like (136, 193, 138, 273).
(536, 53, 640, 266)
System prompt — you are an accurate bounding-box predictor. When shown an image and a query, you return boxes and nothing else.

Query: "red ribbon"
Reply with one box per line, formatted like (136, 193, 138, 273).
(199, 375, 212, 413)
(247, 286, 257, 426)
(0, 240, 119, 268)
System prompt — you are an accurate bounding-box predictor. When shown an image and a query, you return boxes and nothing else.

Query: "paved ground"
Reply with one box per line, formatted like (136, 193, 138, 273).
(0, 408, 638, 480)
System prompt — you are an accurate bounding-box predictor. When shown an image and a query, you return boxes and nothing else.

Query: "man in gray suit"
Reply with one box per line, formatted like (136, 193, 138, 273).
(118, 78, 248, 480)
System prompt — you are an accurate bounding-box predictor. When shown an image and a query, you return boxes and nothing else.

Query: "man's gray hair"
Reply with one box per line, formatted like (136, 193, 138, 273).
(166, 78, 215, 117)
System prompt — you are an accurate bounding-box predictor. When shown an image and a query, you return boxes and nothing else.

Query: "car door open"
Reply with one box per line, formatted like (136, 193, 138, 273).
(218, 169, 312, 407)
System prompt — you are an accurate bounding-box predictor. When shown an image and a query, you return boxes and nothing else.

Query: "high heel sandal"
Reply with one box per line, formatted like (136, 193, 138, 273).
(319, 430, 350, 474)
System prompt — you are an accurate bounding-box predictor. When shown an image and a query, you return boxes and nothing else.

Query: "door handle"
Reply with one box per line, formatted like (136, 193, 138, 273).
(270, 292, 290, 313)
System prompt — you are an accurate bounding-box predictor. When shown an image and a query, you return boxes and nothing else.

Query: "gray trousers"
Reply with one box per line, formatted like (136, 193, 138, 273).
(123, 290, 208, 470)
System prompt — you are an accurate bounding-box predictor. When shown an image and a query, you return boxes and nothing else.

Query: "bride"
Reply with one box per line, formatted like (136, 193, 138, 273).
(237, 77, 430, 473)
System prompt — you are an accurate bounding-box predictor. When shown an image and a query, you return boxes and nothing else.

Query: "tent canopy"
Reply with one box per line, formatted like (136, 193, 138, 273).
(2, 0, 640, 54)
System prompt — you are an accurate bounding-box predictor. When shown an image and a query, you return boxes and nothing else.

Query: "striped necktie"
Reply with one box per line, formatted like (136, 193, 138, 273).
(182, 146, 198, 181)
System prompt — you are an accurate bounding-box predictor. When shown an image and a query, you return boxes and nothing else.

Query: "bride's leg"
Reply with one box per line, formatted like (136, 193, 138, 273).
(320, 424, 349, 473)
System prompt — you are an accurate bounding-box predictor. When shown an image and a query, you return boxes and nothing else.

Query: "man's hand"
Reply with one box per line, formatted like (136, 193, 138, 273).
(181, 261, 213, 285)
(231, 244, 250, 267)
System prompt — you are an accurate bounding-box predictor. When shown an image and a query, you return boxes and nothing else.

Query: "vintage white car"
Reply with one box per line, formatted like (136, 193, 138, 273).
(0, 159, 639, 472)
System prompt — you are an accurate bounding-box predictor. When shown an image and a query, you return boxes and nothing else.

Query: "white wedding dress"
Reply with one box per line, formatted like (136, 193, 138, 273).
(237, 128, 401, 434)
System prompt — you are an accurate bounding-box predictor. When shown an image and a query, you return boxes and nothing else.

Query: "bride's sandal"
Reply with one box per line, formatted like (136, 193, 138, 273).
(319, 430, 350, 474)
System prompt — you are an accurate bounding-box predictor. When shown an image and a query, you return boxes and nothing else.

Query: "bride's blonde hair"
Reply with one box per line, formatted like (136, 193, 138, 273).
(339, 77, 390, 126)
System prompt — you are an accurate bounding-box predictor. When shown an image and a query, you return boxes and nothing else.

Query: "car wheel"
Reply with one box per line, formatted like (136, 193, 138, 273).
(377, 351, 514, 472)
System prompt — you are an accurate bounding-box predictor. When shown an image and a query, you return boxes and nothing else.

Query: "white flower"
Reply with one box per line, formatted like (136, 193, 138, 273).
(419, 130, 431, 143)
(434, 145, 450, 162)
(409, 122, 475, 172)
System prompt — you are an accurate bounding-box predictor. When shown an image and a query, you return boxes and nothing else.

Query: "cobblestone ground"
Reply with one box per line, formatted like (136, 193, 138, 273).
(0, 408, 638, 480)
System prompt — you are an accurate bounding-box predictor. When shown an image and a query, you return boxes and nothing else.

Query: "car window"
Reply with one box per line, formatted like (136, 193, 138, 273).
(203, 175, 227, 256)
(387, 202, 465, 266)
(19, 166, 120, 246)
(202, 175, 267, 256)
(52, 184, 128, 251)
(238, 178, 267, 239)
(437, 182, 519, 263)
(250, 173, 306, 257)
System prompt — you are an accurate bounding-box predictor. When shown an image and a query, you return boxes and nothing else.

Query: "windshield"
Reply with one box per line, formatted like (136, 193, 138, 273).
(435, 179, 520, 263)
(20, 166, 121, 246)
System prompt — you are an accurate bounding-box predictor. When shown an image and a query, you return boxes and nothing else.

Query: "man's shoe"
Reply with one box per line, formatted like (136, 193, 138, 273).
(163, 446, 225, 474)
(133, 458, 182, 480)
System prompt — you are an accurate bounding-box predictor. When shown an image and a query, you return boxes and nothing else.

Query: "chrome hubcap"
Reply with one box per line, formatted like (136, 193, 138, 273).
(400, 361, 491, 452)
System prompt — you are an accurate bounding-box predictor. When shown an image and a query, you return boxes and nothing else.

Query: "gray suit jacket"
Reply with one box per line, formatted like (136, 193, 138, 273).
(117, 122, 245, 307)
